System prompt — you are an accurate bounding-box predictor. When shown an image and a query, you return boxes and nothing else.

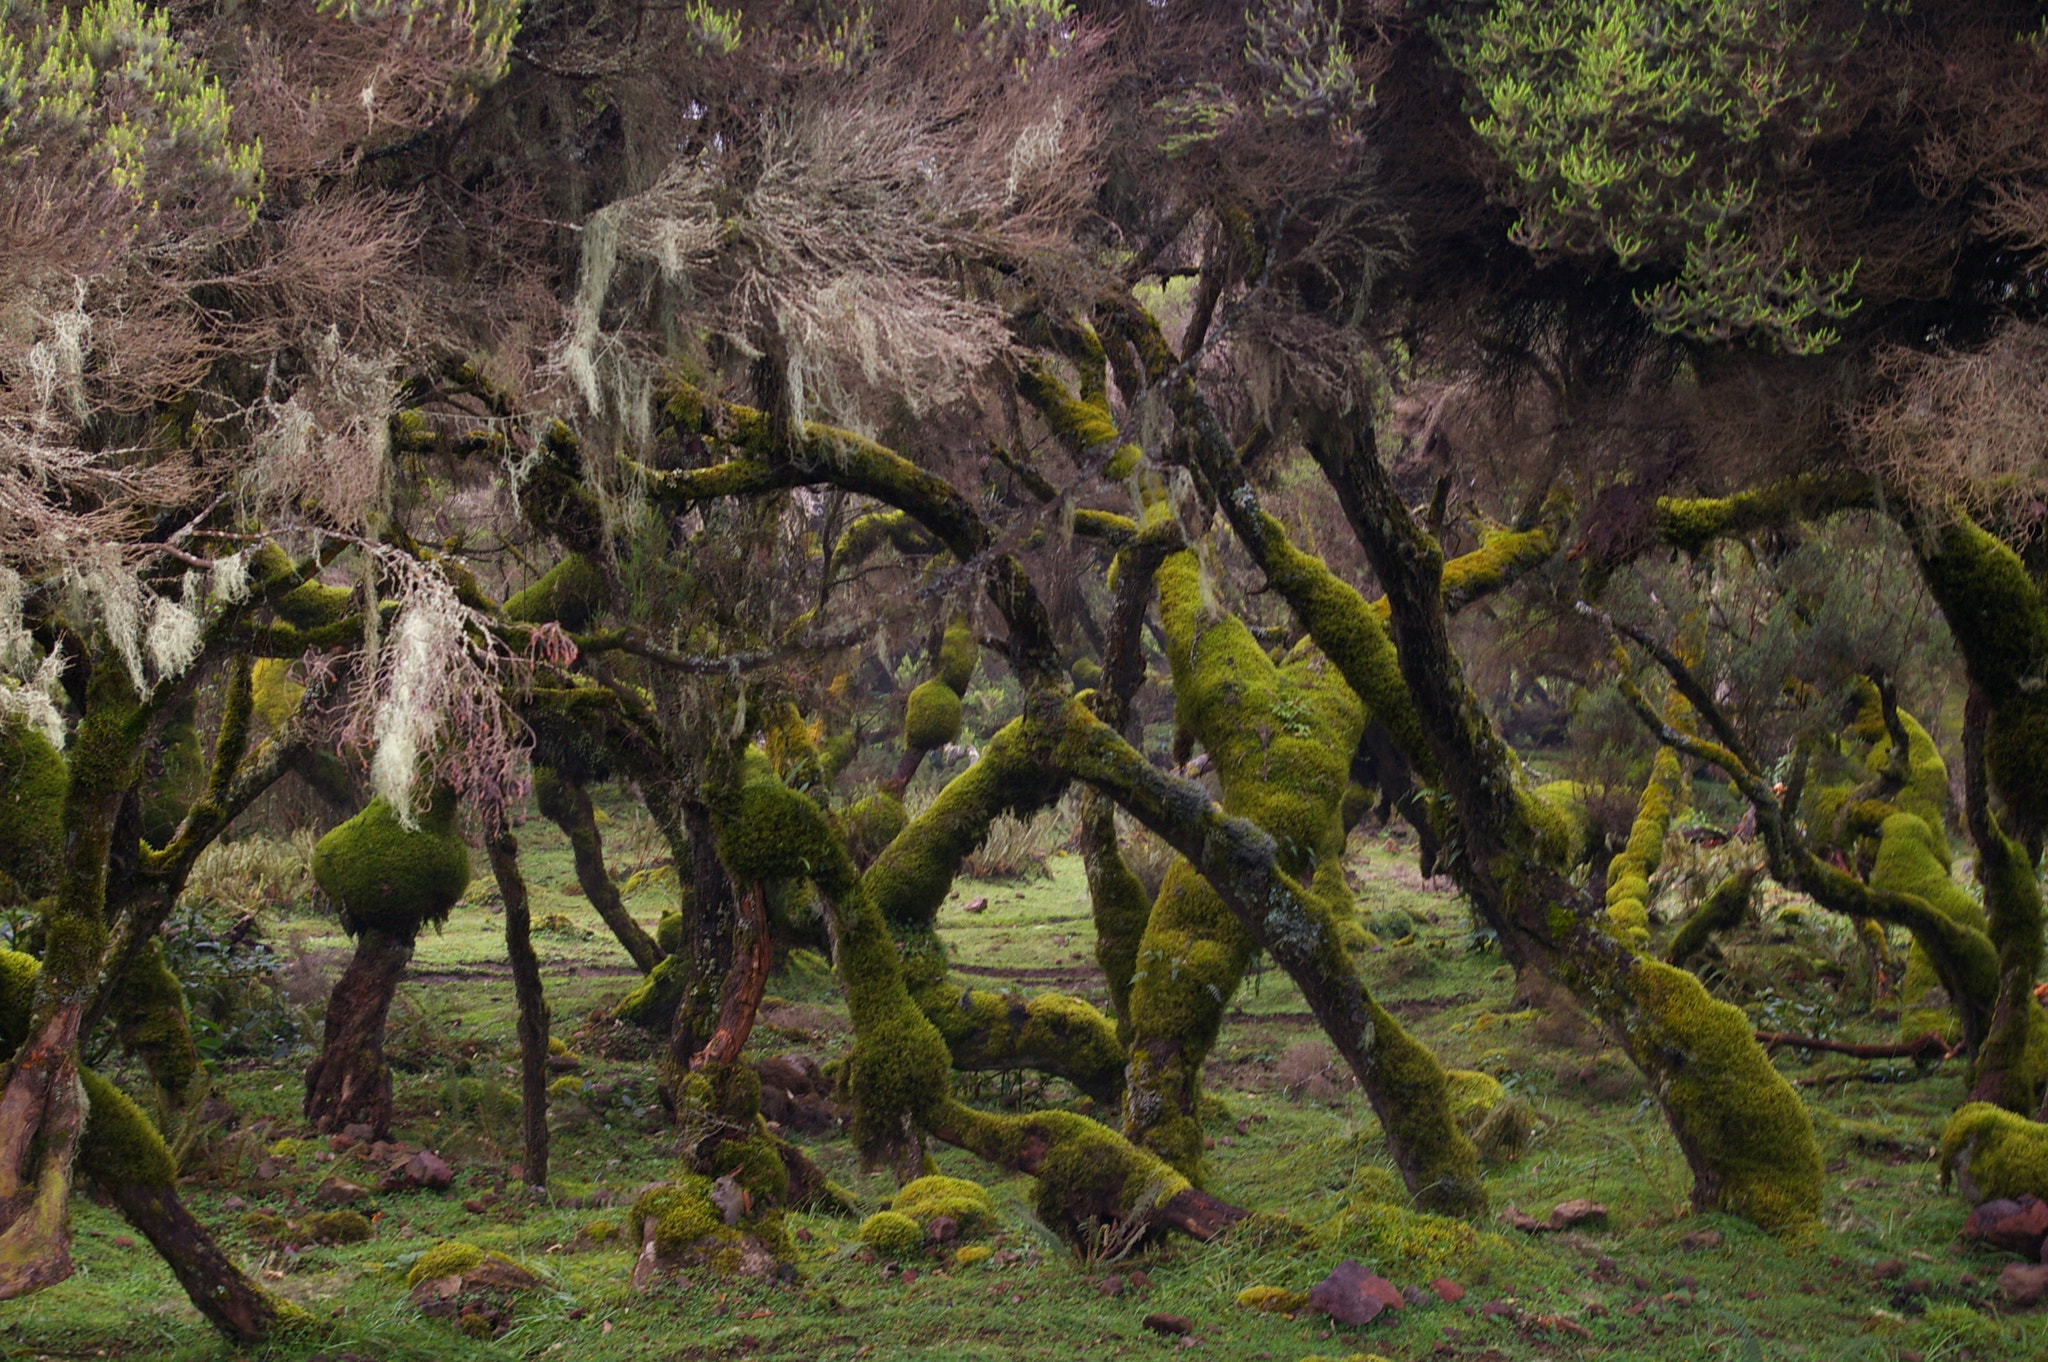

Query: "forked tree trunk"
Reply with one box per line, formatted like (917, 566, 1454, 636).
(485, 820, 551, 1187)
(303, 927, 414, 1136)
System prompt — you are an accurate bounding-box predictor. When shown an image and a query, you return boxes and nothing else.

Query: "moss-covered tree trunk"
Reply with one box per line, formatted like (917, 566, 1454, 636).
(1294, 414, 1822, 1230)
(302, 926, 414, 1137)
(485, 820, 551, 1187)
(662, 800, 738, 1090)
(0, 653, 144, 1296)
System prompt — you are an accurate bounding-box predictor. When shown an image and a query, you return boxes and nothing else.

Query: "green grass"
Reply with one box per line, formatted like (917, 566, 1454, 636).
(11, 810, 2048, 1361)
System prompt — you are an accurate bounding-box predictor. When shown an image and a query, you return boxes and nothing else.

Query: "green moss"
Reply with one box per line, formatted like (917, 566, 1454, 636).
(716, 779, 841, 884)
(248, 543, 355, 630)
(141, 708, 204, 848)
(904, 679, 964, 751)
(892, 1175, 996, 1238)
(502, 551, 607, 630)
(844, 791, 908, 867)
(612, 954, 687, 1029)
(858, 1210, 924, 1255)
(634, 1178, 725, 1255)
(407, 1240, 487, 1287)
(1869, 812, 1992, 1044)
(937, 618, 978, 694)
(76, 1067, 176, 1188)
(1621, 959, 1822, 1230)
(714, 1133, 791, 1207)
(1939, 1102, 2048, 1203)
(581, 1219, 618, 1243)
(301, 1211, 372, 1244)
(108, 937, 201, 1103)
(0, 948, 36, 1052)
(1606, 746, 1683, 945)
(1526, 780, 1598, 870)
(0, 714, 64, 903)
(834, 510, 933, 566)
(312, 791, 472, 938)
(547, 1076, 584, 1100)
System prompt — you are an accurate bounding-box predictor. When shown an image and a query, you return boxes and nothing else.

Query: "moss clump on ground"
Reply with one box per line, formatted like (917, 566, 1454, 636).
(891, 1175, 995, 1238)
(1237, 1285, 1309, 1312)
(301, 1211, 373, 1244)
(859, 1210, 924, 1255)
(312, 791, 472, 936)
(1940, 1102, 2048, 1203)
(407, 1240, 487, 1287)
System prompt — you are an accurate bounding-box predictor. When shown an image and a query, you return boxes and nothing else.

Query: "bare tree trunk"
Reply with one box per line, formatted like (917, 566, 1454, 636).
(534, 767, 663, 973)
(485, 819, 550, 1187)
(95, 1179, 296, 1342)
(664, 801, 737, 1089)
(302, 927, 413, 1137)
(693, 881, 771, 1070)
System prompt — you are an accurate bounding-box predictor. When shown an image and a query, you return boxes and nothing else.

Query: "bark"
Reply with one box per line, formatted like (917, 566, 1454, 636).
(94, 1179, 294, 1343)
(1960, 688, 2048, 1114)
(534, 767, 663, 973)
(0, 1000, 86, 1297)
(1757, 1032, 1950, 1062)
(302, 926, 414, 1137)
(693, 881, 772, 1070)
(485, 820, 551, 1187)
(663, 801, 737, 1088)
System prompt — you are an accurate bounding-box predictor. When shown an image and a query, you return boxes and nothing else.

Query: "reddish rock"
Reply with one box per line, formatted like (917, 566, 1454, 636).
(1307, 1259, 1404, 1326)
(1098, 1275, 1125, 1297)
(316, 1176, 369, 1207)
(403, 1151, 454, 1191)
(1965, 1196, 2048, 1257)
(2000, 1262, 2048, 1308)
(962, 897, 989, 914)
(1431, 1277, 1465, 1304)
(1548, 1199, 1608, 1230)
(1870, 1257, 1907, 1280)
(1126, 1269, 1154, 1293)
(1141, 1314, 1193, 1336)
(925, 1215, 959, 1244)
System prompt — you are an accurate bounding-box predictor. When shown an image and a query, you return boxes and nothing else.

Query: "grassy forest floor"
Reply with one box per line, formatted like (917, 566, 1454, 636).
(6, 803, 2045, 1362)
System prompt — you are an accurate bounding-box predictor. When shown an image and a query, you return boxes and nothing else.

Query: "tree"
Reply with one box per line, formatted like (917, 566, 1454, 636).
(11, 0, 2048, 1340)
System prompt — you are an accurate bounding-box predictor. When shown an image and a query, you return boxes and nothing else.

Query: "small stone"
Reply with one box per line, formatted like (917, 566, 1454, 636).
(1306, 1258, 1403, 1326)
(1402, 1284, 1426, 1306)
(1098, 1275, 1125, 1297)
(254, 1158, 283, 1181)
(343, 1123, 376, 1144)
(962, 897, 989, 914)
(221, 1196, 247, 1213)
(111, 1235, 134, 1249)
(2000, 1261, 2048, 1308)
(1142, 1313, 1193, 1336)
(1127, 1269, 1153, 1293)
(900, 1269, 918, 1285)
(795, 1227, 813, 1244)
(1548, 1198, 1608, 1230)
(1680, 1230, 1723, 1251)
(1501, 1205, 1547, 1232)
(1871, 1258, 1907, 1280)
(925, 1215, 959, 1244)
(328, 1135, 358, 1153)
(403, 1151, 454, 1191)
(463, 1199, 487, 1215)
(1430, 1277, 1465, 1304)
(316, 1176, 369, 1207)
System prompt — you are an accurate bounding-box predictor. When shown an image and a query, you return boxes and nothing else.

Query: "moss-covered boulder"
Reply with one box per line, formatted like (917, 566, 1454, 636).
(1941, 1103, 2048, 1204)
(312, 791, 472, 937)
(858, 1210, 923, 1256)
(632, 1176, 795, 1278)
(890, 1174, 996, 1239)
(406, 1239, 545, 1340)
(0, 714, 64, 903)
